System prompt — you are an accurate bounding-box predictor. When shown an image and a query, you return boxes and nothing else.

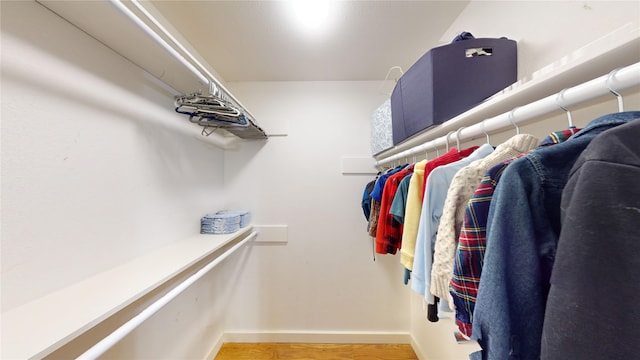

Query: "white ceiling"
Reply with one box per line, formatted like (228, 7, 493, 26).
(150, 1, 470, 82)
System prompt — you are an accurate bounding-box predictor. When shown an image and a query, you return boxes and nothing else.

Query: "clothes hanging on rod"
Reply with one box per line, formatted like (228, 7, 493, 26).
(399, 147, 480, 266)
(361, 177, 378, 224)
(361, 63, 640, 359)
(449, 127, 582, 338)
(413, 145, 496, 322)
(375, 164, 414, 255)
(470, 111, 640, 360)
(396, 158, 428, 267)
(428, 134, 540, 310)
(410, 144, 494, 301)
(367, 164, 406, 238)
(363, 129, 578, 259)
(392, 147, 478, 261)
(362, 112, 640, 359)
(540, 119, 640, 360)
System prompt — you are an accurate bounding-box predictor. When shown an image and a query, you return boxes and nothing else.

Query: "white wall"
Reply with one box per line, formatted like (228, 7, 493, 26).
(1, 1, 232, 358)
(2, 1, 638, 359)
(222, 81, 411, 338)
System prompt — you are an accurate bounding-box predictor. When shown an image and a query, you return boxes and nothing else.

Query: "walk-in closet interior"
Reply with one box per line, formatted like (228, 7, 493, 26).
(2, 1, 639, 359)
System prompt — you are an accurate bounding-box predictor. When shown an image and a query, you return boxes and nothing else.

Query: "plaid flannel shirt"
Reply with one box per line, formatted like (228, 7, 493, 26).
(450, 129, 580, 337)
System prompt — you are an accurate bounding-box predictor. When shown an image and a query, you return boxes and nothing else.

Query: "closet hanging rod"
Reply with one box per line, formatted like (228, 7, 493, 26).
(109, 0, 260, 128)
(109, 0, 207, 85)
(76, 231, 258, 360)
(377, 62, 640, 167)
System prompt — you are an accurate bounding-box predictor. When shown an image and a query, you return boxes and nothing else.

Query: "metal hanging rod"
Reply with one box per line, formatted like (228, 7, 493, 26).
(377, 62, 640, 167)
(76, 231, 259, 360)
(109, 0, 267, 139)
(109, 0, 208, 85)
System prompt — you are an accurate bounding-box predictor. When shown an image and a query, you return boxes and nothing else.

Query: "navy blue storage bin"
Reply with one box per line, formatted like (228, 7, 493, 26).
(391, 37, 517, 145)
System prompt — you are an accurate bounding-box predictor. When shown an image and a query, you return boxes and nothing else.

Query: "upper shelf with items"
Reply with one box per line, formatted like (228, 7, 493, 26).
(38, 0, 267, 144)
(375, 24, 640, 163)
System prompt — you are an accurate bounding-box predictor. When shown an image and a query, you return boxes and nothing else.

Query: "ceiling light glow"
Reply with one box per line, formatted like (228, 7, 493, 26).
(285, 0, 337, 37)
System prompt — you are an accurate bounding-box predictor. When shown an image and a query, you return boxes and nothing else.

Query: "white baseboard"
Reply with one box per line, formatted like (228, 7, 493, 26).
(205, 333, 226, 360)
(410, 333, 427, 360)
(221, 330, 412, 344)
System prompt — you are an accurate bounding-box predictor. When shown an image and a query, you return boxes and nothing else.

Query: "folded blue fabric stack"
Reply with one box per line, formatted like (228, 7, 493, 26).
(216, 210, 250, 228)
(200, 213, 240, 234)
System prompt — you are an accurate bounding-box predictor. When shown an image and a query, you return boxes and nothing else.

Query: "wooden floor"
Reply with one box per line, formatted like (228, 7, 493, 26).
(214, 343, 418, 360)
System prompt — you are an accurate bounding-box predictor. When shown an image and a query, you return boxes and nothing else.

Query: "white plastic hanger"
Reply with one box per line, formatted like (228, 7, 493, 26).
(481, 120, 491, 144)
(508, 108, 521, 135)
(445, 131, 455, 152)
(607, 68, 625, 112)
(455, 126, 466, 151)
(555, 88, 575, 128)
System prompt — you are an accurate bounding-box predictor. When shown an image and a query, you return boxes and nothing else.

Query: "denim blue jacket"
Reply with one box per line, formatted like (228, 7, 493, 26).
(471, 111, 640, 360)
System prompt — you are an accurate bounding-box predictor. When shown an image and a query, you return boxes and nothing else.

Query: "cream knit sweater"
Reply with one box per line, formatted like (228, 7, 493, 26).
(430, 134, 539, 309)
